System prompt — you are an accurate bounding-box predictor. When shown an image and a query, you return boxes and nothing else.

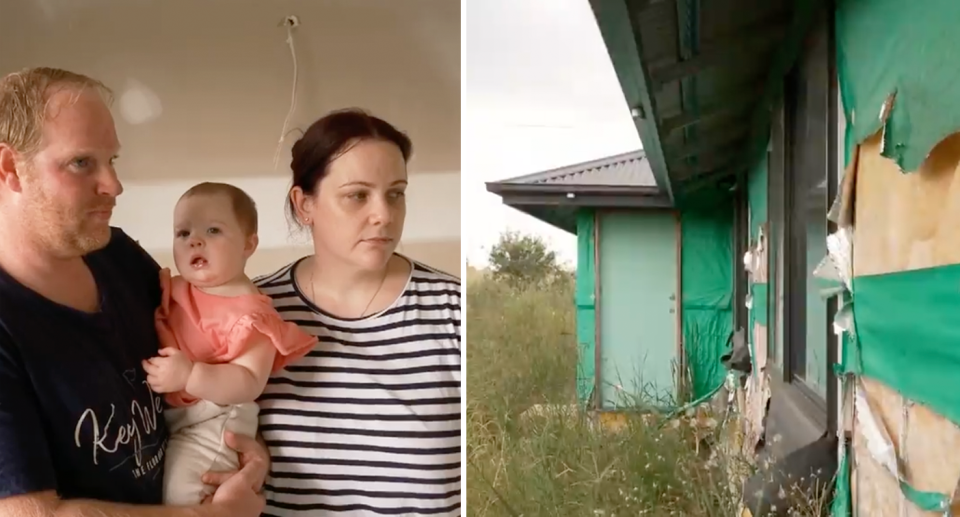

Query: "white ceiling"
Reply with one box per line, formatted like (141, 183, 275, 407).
(0, 0, 461, 179)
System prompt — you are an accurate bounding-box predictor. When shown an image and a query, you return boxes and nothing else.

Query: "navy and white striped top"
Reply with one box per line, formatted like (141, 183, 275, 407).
(254, 256, 461, 516)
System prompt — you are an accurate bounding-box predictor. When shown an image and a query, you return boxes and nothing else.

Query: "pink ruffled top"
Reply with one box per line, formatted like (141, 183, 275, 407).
(154, 268, 317, 408)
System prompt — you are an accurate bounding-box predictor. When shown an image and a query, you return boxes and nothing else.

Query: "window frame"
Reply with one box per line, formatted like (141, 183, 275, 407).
(761, 3, 840, 447)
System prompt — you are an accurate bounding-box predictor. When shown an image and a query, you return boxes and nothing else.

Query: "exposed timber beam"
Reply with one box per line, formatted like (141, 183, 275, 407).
(671, 147, 743, 180)
(680, 162, 748, 193)
(660, 92, 759, 136)
(646, 12, 790, 86)
(665, 127, 748, 161)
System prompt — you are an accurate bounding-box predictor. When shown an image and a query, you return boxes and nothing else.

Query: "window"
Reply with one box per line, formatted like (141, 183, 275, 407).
(768, 103, 785, 368)
(764, 7, 839, 431)
(785, 25, 831, 398)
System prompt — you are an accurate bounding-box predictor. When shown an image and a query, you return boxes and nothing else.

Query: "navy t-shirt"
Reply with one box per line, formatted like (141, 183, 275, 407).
(0, 227, 169, 504)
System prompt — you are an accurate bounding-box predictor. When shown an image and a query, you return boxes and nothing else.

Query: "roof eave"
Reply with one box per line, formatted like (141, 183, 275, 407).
(590, 0, 827, 199)
(486, 181, 672, 209)
(511, 205, 578, 235)
(487, 181, 659, 195)
(589, 0, 675, 202)
(500, 149, 648, 185)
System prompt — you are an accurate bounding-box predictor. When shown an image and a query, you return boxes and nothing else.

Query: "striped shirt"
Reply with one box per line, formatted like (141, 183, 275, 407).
(254, 256, 461, 516)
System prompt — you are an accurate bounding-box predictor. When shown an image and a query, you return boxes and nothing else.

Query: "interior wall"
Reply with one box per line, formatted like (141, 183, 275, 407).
(117, 173, 460, 277)
(151, 240, 461, 281)
(0, 0, 461, 275)
(851, 133, 960, 516)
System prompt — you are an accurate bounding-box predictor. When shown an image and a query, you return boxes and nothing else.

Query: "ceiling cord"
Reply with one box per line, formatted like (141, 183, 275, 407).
(273, 17, 300, 173)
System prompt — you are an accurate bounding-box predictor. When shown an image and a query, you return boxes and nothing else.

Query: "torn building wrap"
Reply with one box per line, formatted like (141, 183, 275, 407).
(837, 0, 960, 172)
(849, 264, 960, 427)
(680, 197, 734, 400)
(822, 247, 960, 514)
(813, 216, 952, 514)
(853, 379, 950, 513)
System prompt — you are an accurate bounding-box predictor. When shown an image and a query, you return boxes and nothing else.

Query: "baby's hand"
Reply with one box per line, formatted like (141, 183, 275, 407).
(143, 348, 194, 393)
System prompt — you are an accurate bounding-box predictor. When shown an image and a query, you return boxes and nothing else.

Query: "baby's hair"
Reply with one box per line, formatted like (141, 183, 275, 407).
(180, 182, 258, 236)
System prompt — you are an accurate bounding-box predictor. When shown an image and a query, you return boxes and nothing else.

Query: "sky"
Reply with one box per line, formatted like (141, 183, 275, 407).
(463, 0, 642, 268)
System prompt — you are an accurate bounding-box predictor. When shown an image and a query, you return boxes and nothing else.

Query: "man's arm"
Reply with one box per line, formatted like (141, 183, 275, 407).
(0, 471, 265, 517)
(198, 432, 271, 501)
(0, 432, 266, 517)
(0, 490, 214, 517)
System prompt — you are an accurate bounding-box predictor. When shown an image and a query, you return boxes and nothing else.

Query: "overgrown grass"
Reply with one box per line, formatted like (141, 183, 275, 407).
(466, 273, 831, 516)
(466, 274, 742, 516)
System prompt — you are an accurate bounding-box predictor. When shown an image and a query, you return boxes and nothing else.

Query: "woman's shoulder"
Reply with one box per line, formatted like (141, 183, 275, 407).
(404, 258, 461, 288)
(251, 260, 299, 291)
(401, 258, 461, 311)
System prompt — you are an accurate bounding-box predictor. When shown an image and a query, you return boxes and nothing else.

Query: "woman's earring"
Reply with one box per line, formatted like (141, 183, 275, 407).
(303, 217, 312, 225)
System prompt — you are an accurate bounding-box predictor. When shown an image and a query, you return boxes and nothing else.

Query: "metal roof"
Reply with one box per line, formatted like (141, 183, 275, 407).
(496, 150, 656, 187)
(486, 149, 670, 235)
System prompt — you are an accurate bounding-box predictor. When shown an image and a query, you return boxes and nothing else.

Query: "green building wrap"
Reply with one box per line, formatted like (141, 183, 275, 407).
(831, 0, 960, 512)
(575, 209, 596, 406)
(680, 195, 735, 400)
(837, 0, 960, 174)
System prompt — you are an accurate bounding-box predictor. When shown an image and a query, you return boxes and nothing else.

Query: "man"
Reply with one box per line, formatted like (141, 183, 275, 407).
(0, 67, 267, 516)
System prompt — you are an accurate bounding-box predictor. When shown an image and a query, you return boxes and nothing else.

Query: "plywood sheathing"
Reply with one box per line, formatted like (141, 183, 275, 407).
(742, 323, 769, 457)
(742, 228, 770, 458)
(851, 132, 960, 516)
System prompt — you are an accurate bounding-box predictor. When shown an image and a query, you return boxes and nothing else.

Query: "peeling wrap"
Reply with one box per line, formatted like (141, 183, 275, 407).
(813, 228, 855, 337)
(837, 0, 960, 172)
(817, 195, 952, 514)
(840, 260, 960, 515)
(854, 380, 951, 513)
(820, 178, 857, 517)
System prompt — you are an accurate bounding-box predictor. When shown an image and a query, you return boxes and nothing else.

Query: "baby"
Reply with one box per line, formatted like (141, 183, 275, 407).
(141, 182, 317, 506)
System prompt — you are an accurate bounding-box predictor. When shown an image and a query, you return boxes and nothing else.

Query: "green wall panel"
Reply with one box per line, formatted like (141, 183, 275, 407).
(679, 194, 734, 400)
(575, 210, 596, 406)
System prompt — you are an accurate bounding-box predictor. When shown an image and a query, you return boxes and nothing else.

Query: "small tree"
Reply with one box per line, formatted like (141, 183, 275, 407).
(488, 231, 561, 289)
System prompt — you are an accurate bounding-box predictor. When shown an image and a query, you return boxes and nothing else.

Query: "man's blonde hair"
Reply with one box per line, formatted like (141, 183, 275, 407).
(0, 67, 113, 157)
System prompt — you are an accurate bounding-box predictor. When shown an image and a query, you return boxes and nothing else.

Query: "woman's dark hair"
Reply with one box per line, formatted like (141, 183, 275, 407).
(287, 108, 413, 225)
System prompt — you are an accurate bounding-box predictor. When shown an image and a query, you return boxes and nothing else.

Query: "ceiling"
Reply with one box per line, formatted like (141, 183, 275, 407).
(0, 0, 460, 180)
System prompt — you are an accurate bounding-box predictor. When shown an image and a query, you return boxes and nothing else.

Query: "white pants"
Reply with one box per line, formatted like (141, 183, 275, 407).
(162, 400, 260, 506)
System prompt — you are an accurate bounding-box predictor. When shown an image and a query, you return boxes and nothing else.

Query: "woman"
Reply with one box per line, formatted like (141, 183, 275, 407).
(253, 109, 461, 516)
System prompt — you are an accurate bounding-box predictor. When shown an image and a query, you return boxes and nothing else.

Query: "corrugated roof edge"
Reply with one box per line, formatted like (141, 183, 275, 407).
(494, 149, 653, 187)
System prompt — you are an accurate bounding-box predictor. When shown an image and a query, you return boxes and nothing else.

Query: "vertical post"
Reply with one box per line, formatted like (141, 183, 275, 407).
(825, 0, 840, 437)
(593, 210, 603, 410)
(675, 210, 684, 399)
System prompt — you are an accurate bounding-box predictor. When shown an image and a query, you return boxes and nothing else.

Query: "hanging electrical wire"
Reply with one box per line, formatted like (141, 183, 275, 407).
(272, 15, 300, 173)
